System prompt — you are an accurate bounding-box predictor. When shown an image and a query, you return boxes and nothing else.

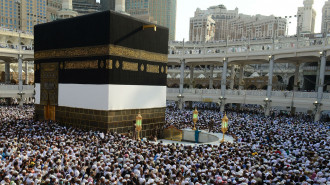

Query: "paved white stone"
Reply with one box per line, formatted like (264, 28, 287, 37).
(155, 129, 234, 146)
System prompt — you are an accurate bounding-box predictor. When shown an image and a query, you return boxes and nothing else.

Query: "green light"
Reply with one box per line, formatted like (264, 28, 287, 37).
(193, 114, 198, 119)
(137, 120, 142, 126)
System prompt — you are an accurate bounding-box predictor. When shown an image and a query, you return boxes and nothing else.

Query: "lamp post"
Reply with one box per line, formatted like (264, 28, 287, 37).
(135, 112, 142, 140)
(15, 0, 23, 107)
(219, 96, 226, 113)
(192, 107, 198, 130)
(263, 97, 272, 116)
(313, 101, 322, 122)
(17, 91, 25, 106)
(221, 113, 229, 143)
(177, 94, 184, 110)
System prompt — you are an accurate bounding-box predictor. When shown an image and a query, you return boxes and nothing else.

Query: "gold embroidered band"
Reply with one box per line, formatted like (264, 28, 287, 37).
(35, 44, 168, 63)
(65, 60, 98, 69)
(122, 61, 138, 71)
(147, 64, 159, 73)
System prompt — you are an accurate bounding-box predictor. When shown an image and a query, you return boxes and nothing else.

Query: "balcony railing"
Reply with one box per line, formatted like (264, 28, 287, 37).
(0, 42, 34, 51)
(0, 27, 33, 36)
(0, 85, 34, 91)
(168, 37, 330, 55)
(167, 88, 329, 99)
(303, 66, 330, 71)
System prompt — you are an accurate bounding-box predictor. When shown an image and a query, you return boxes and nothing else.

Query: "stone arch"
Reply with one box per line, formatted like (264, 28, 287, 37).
(247, 85, 257, 90)
(214, 84, 221, 89)
(277, 75, 284, 83)
(195, 84, 203, 89)
(171, 84, 179, 88)
(287, 76, 295, 91)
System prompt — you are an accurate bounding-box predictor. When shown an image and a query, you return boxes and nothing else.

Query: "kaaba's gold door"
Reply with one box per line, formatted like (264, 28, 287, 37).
(40, 63, 58, 120)
(44, 104, 56, 121)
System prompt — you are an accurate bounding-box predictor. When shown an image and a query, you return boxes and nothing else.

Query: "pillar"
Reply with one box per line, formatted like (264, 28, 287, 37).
(230, 65, 235, 90)
(220, 58, 228, 113)
(238, 65, 244, 90)
(179, 59, 185, 94)
(315, 51, 327, 122)
(229, 65, 236, 108)
(317, 52, 326, 101)
(267, 56, 274, 99)
(18, 55, 23, 107)
(299, 72, 304, 90)
(315, 60, 320, 91)
(209, 65, 214, 89)
(293, 63, 300, 91)
(291, 63, 300, 115)
(24, 61, 28, 85)
(5, 61, 10, 84)
(189, 65, 194, 89)
(314, 106, 321, 122)
(178, 59, 185, 110)
(265, 55, 274, 116)
(4, 61, 11, 105)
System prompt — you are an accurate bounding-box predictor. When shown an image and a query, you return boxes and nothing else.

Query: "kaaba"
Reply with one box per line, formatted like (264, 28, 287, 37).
(34, 11, 168, 136)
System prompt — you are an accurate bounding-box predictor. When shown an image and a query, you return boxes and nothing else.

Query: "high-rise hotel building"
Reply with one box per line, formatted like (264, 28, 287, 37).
(322, 0, 330, 34)
(0, 0, 47, 33)
(72, 0, 100, 15)
(189, 4, 287, 42)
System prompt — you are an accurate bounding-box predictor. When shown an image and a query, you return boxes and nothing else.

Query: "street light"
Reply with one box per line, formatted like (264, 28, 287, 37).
(264, 97, 272, 103)
(218, 96, 227, 110)
(313, 101, 322, 107)
(221, 113, 229, 143)
(15, 0, 23, 107)
(264, 97, 272, 113)
(17, 91, 25, 106)
(218, 96, 226, 109)
(135, 112, 142, 140)
(177, 94, 184, 110)
(192, 107, 198, 130)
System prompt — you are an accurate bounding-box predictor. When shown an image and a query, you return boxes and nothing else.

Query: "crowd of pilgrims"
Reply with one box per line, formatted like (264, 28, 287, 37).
(0, 103, 329, 185)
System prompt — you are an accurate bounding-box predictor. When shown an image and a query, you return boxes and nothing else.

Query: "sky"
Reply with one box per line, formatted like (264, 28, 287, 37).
(175, 0, 327, 41)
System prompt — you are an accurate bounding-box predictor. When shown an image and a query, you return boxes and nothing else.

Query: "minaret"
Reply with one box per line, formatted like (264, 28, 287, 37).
(62, 0, 73, 10)
(114, 0, 129, 15)
(115, 0, 125, 12)
(57, 0, 78, 19)
(297, 0, 316, 34)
